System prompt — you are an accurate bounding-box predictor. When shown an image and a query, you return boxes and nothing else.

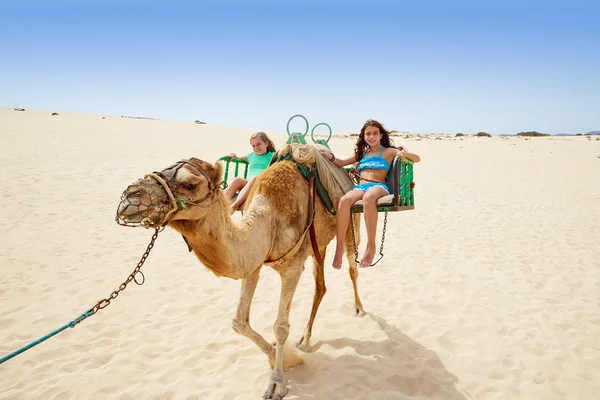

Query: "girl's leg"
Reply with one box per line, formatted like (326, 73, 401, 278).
(359, 186, 389, 268)
(231, 177, 256, 213)
(332, 190, 364, 270)
(224, 177, 247, 199)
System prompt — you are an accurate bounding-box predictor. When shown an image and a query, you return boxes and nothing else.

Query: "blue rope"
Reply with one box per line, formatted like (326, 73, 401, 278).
(0, 309, 94, 365)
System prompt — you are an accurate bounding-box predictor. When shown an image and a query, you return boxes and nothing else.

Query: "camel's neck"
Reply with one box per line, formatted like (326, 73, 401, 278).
(168, 194, 271, 280)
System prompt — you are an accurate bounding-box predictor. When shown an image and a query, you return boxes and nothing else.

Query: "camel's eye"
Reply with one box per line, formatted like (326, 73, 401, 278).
(183, 183, 197, 191)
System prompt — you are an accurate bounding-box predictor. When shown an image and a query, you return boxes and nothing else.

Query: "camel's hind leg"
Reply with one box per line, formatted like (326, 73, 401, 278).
(295, 245, 327, 351)
(346, 213, 366, 317)
(262, 261, 304, 400)
(232, 269, 276, 364)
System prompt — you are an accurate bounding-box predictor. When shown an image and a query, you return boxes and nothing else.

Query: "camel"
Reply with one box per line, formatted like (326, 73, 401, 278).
(116, 155, 365, 399)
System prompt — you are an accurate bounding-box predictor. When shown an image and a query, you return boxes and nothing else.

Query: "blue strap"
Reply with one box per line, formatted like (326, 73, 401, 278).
(0, 309, 94, 365)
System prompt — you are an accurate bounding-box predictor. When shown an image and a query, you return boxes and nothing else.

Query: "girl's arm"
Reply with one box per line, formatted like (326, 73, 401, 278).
(395, 147, 420, 163)
(320, 150, 356, 167)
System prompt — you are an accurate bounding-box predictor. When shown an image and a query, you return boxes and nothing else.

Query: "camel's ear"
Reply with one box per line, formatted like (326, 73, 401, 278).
(213, 162, 225, 186)
(188, 157, 207, 169)
(188, 157, 223, 188)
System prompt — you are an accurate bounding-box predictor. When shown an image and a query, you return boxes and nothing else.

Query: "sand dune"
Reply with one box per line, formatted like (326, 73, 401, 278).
(1, 108, 599, 399)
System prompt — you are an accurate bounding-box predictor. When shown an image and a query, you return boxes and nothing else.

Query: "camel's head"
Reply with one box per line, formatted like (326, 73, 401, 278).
(116, 158, 224, 228)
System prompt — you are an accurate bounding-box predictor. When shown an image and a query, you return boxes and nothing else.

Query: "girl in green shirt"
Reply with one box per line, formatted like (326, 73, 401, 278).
(224, 132, 276, 214)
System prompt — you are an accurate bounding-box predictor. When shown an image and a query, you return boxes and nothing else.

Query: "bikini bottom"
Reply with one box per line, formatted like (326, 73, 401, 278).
(352, 182, 390, 195)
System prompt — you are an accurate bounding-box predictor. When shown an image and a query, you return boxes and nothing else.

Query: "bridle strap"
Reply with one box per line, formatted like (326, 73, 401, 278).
(144, 172, 180, 225)
(144, 159, 221, 226)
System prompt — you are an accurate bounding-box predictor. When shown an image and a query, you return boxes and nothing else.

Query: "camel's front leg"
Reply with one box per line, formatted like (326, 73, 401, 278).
(262, 264, 303, 400)
(232, 270, 276, 362)
(296, 246, 327, 351)
(346, 213, 366, 317)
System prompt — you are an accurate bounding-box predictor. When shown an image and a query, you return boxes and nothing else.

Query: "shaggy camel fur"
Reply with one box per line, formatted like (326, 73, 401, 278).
(117, 156, 365, 399)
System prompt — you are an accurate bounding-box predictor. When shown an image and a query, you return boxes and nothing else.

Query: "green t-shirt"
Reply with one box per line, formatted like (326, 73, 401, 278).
(247, 151, 275, 178)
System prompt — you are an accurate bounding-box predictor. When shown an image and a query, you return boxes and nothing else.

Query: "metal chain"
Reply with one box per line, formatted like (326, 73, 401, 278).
(0, 226, 164, 365)
(91, 226, 162, 314)
(350, 215, 359, 264)
(378, 212, 388, 257)
(350, 211, 388, 267)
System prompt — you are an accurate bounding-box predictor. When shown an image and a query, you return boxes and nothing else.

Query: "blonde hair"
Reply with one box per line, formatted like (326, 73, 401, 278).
(250, 131, 276, 153)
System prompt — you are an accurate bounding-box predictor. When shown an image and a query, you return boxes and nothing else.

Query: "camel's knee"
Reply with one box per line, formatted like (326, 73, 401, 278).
(318, 284, 327, 296)
(232, 317, 250, 336)
(273, 320, 290, 343)
(311, 283, 327, 303)
(314, 276, 327, 294)
(312, 265, 327, 289)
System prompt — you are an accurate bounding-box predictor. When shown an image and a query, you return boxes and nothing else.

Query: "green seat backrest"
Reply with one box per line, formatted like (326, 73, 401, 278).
(391, 159, 414, 206)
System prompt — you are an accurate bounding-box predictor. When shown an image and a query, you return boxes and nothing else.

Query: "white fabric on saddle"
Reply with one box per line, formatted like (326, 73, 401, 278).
(275, 143, 354, 209)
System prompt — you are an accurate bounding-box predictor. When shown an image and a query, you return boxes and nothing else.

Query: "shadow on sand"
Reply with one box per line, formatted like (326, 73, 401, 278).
(284, 312, 468, 400)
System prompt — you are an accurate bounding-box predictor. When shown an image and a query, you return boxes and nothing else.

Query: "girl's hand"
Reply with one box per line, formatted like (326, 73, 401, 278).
(396, 148, 420, 163)
(318, 149, 335, 162)
(227, 153, 236, 159)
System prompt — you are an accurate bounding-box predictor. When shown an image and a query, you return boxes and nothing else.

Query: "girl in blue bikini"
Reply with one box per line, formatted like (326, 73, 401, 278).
(323, 119, 420, 269)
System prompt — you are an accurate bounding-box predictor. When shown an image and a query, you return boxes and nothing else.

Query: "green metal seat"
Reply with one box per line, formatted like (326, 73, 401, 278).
(345, 156, 416, 266)
(348, 156, 415, 213)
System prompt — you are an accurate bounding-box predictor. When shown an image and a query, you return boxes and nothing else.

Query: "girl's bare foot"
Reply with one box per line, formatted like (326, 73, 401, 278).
(359, 246, 376, 268)
(229, 204, 238, 215)
(332, 245, 345, 270)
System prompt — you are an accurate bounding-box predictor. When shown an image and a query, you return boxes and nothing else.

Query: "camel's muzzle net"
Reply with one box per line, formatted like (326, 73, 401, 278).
(115, 159, 220, 229)
(115, 175, 177, 229)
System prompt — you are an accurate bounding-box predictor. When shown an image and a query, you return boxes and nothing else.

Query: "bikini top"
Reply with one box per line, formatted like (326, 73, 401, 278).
(356, 146, 391, 174)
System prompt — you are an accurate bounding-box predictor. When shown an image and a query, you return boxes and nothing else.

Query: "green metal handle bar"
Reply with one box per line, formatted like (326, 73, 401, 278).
(286, 114, 309, 138)
(217, 156, 249, 188)
(311, 122, 333, 144)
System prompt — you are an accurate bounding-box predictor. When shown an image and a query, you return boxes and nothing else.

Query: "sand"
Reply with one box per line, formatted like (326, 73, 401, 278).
(1, 108, 599, 399)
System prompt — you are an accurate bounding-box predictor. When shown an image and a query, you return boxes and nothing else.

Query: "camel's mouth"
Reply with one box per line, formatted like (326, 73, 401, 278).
(115, 178, 172, 228)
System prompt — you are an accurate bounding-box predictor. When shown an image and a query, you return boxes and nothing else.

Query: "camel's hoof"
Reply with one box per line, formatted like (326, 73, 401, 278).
(262, 380, 288, 399)
(354, 307, 366, 318)
(295, 335, 311, 352)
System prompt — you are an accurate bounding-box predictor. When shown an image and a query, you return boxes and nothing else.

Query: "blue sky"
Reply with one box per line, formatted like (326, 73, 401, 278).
(1, 1, 598, 134)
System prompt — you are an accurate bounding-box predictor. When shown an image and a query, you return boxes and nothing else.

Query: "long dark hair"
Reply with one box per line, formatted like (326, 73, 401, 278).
(353, 119, 400, 161)
(250, 131, 276, 153)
